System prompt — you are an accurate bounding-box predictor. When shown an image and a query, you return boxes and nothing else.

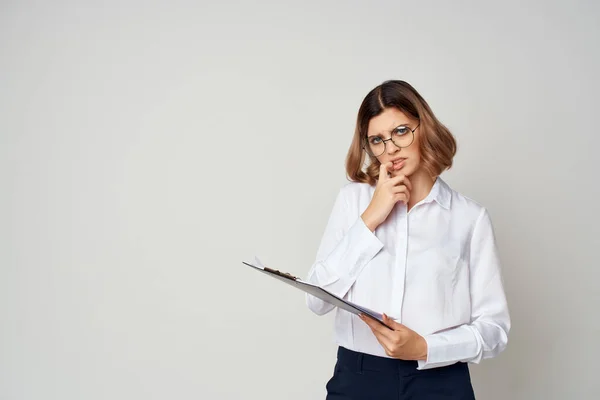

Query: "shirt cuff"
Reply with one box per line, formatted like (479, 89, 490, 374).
(327, 215, 384, 280)
(417, 325, 480, 370)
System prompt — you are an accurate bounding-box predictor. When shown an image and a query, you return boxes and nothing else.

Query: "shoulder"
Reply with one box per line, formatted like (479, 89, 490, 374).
(444, 180, 491, 224)
(338, 181, 375, 201)
(441, 180, 497, 241)
(334, 181, 375, 211)
(339, 181, 373, 195)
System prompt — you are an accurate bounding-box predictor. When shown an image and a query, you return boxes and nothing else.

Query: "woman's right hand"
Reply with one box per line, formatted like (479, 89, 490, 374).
(361, 162, 412, 232)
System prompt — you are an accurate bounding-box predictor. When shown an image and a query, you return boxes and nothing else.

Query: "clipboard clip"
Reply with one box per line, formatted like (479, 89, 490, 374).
(264, 266, 299, 281)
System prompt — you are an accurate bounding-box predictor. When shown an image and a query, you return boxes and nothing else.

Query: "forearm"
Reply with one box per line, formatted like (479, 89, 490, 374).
(417, 318, 509, 370)
(306, 215, 384, 315)
(360, 210, 381, 233)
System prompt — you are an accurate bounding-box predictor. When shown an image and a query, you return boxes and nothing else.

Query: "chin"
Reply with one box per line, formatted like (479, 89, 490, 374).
(393, 165, 413, 177)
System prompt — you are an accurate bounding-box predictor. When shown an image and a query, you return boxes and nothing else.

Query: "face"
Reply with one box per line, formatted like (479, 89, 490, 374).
(366, 107, 421, 177)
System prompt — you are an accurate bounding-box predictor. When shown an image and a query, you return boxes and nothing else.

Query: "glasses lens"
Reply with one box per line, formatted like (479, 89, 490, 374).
(366, 137, 385, 157)
(390, 127, 414, 148)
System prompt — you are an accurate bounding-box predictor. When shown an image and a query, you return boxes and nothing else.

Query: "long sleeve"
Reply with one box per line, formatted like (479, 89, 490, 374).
(417, 207, 511, 370)
(305, 186, 384, 315)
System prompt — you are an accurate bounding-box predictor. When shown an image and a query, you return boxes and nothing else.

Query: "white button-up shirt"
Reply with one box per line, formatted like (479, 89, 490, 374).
(305, 176, 510, 370)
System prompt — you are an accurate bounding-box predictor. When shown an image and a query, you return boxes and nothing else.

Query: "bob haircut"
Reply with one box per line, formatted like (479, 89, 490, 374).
(346, 80, 457, 186)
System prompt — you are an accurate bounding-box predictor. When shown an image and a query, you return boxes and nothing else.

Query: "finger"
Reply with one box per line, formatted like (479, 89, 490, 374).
(379, 162, 392, 181)
(360, 314, 394, 339)
(389, 174, 412, 192)
(359, 313, 376, 328)
(382, 313, 403, 330)
(394, 193, 409, 204)
(392, 185, 408, 194)
(371, 329, 392, 353)
(371, 327, 392, 355)
(359, 313, 383, 333)
(361, 315, 393, 348)
(388, 175, 406, 189)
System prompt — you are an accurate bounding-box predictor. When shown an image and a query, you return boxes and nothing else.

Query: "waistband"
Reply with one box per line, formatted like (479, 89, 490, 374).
(336, 346, 420, 375)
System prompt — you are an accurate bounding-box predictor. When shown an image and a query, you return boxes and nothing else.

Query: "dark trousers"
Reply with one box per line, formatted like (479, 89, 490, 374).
(326, 346, 476, 400)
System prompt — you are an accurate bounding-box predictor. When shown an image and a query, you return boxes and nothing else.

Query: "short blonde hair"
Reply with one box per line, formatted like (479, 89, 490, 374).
(346, 80, 457, 186)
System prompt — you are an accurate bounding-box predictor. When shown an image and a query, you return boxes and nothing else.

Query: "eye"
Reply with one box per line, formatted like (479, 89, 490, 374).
(368, 136, 382, 144)
(393, 126, 409, 136)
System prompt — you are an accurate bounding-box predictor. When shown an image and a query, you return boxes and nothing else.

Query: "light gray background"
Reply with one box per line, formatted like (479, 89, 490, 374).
(1, 1, 598, 399)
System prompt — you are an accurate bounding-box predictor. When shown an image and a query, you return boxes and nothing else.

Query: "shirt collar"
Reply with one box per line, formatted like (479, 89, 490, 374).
(421, 176, 452, 210)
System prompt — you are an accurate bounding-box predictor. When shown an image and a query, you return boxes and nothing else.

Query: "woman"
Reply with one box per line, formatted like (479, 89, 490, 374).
(305, 80, 510, 399)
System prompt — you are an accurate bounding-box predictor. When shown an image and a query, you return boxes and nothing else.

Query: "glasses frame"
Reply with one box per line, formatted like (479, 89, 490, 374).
(362, 122, 420, 157)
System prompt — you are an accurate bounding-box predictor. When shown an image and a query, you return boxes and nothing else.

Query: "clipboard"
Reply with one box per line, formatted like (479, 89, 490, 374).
(242, 259, 393, 329)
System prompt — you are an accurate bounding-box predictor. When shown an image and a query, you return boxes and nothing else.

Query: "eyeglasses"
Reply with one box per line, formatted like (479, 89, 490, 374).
(363, 123, 419, 157)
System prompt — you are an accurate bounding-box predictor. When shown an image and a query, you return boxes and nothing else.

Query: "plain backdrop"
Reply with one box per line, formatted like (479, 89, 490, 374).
(1, 1, 598, 399)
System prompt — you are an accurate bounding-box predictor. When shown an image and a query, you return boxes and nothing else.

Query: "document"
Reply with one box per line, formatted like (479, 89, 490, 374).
(243, 257, 392, 329)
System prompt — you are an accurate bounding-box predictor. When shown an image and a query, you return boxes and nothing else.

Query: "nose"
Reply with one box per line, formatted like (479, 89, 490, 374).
(386, 139, 400, 155)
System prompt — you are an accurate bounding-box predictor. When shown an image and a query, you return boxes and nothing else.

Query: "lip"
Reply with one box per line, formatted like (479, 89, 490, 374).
(391, 158, 407, 170)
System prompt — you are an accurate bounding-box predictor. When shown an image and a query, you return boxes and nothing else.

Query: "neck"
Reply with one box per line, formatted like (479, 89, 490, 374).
(406, 168, 436, 212)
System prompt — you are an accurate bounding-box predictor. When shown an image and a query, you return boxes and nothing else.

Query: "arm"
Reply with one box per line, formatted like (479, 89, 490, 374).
(305, 186, 384, 315)
(417, 207, 511, 370)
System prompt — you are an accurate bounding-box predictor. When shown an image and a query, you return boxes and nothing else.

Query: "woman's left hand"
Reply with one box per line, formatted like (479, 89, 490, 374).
(359, 313, 428, 361)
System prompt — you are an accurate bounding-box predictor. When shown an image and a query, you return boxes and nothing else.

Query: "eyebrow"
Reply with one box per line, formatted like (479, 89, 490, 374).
(367, 123, 410, 137)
